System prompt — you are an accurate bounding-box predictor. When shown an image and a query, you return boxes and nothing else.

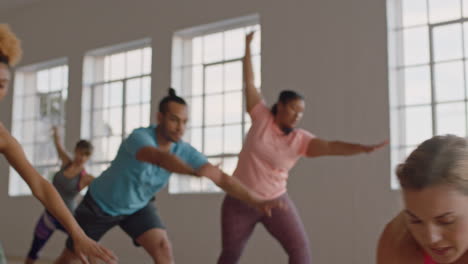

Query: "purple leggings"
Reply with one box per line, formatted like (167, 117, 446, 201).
(217, 194, 312, 264)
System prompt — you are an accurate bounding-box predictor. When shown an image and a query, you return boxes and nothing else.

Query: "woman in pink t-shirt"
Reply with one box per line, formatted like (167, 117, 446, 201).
(378, 135, 468, 264)
(217, 32, 388, 264)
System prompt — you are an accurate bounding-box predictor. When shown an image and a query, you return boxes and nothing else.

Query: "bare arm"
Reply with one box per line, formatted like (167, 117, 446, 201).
(197, 163, 280, 216)
(136, 146, 197, 176)
(0, 124, 116, 264)
(377, 221, 398, 264)
(52, 126, 72, 166)
(377, 213, 422, 264)
(306, 138, 388, 157)
(244, 32, 262, 113)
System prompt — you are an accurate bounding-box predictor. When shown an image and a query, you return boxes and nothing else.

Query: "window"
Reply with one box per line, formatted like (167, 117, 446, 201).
(388, 0, 468, 188)
(9, 60, 68, 196)
(82, 40, 152, 176)
(170, 15, 261, 193)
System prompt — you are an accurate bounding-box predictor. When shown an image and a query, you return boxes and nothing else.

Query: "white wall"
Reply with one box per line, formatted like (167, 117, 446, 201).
(0, 0, 402, 263)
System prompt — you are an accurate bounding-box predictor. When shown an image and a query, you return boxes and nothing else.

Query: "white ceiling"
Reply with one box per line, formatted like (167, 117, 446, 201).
(0, 0, 42, 13)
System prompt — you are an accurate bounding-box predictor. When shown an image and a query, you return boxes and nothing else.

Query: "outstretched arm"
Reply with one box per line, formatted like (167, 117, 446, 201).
(0, 124, 117, 264)
(306, 138, 388, 157)
(136, 146, 197, 176)
(244, 31, 262, 113)
(197, 163, 281, 216)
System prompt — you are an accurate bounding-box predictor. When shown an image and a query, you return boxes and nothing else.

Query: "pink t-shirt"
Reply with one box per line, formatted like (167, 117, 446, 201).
(233, 101, 315, 200)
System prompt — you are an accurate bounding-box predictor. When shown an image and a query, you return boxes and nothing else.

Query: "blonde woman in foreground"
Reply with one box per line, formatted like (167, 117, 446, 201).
(378, 135, 468, 264)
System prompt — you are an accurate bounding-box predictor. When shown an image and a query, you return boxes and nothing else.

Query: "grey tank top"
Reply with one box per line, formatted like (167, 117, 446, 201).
(52, 164, 82, 212)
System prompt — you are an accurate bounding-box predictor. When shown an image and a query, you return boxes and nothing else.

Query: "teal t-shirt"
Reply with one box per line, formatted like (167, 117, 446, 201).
(89, 125, 208, 216)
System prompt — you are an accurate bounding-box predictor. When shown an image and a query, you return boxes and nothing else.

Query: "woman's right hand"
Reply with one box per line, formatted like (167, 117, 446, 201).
(253, 196, 287, 217)
(73, 233, 118, 264)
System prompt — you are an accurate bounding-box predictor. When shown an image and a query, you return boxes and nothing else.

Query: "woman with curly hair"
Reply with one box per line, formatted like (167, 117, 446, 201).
(0, 24, 116, 264)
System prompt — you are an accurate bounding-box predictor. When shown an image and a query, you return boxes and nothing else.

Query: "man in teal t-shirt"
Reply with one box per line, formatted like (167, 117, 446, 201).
(55, 88, 278, 264)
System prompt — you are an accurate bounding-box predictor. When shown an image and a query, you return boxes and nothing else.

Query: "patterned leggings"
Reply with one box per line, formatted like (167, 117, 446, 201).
(217, 193, 312, 264)
(26, 211, 66, 260)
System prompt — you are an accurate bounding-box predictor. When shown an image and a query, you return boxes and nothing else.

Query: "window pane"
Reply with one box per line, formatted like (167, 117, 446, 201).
(190, 96, 203, 127)
(403, 66, 431, 105)
(13, 96, 24, 121)
(402, 0, 428, 27)
(465, 0, 468, 17)
(205, 65, 223, 94)
(192, 66, 203, 96)
(62, 66, 69, 90)
(203, 32, 223, 63)
(224, 125, 242, 154)
(142, 47, 152, 74)
(436, 102, 466, 136)
(110, 53, 125, 80)
(404, 106, 433, 145)
(126, 78, 142, 105)
(92, 137, 108, 162)
(24, 96, 38, 119)
(433, 23, 463, 62)
(429, 0, 461, 24)
(141, 76, 151, 103)
(434, 61, 464, 102)
(204, 126, 222, 155)
(205, 94, 223, 126)
(93, 110, 109, 137)
(108, 107, 122, 136)
(23, 121, 35, 144)
(50, 66, 63, 92)
(224, 61, 242, 92)
(403, 27, 429, 66)
(37, 70, 49, 93)
(192, 37, 202, 65)
(126, 49, 142, 78)
(13, 74, 24, 96)
(107, 136, 122, 161)
(109, 82, 123, 107)
(463, 23, 468, 58)
(82, 110, 91, 139)
(224, 28, 245, 60)
(104, 56, 111, 81)
(223, 156, 238, 175)
(224, 92, 242, 124)
(141, 104, 150, 127)
(186, 127, 202, 151)
(93, 85, 106, 109)
(125, 105, 141, 135)
(35, 121, 51, 142)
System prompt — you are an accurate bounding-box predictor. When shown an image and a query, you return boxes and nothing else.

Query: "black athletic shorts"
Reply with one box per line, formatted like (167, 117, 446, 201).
(66, 192, 165, 251)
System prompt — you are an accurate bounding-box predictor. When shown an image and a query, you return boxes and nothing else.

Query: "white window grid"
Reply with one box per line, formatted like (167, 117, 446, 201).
(9, 63, 68, 196)
(388, 0, 468, 188)
(170, 16, 261, 194)
(82, 45, 152, 176)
